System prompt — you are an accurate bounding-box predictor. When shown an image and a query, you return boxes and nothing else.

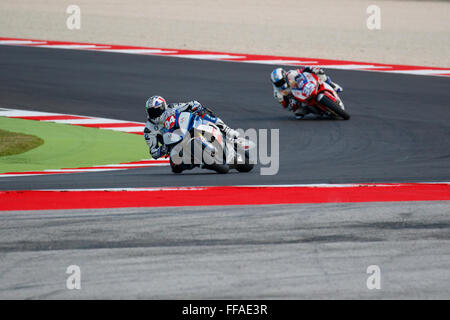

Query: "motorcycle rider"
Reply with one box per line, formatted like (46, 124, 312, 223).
(144, 96, 239, 171)
(270, 66, 343, 119)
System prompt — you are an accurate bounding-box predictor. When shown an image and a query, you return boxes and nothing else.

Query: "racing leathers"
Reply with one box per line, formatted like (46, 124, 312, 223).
(144, 100, 237, 160)
(273, 66, 342, 119)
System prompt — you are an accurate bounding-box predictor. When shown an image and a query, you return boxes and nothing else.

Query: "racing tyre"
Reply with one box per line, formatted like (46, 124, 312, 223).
(236, 150, 254, 173)
(320, 95, 350, 120)
(204, 163, 229, 174)
(170, 158, 184, 174)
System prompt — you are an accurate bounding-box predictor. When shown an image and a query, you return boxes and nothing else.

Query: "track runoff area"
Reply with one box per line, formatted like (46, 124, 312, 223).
(0, 37, 449, 210)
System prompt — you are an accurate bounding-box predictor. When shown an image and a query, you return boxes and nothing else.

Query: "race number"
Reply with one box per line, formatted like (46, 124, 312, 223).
(164, 115, 176, 130)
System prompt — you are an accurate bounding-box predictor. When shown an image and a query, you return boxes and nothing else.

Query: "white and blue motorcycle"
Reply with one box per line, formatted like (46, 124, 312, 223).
(161, 110, 255, 174)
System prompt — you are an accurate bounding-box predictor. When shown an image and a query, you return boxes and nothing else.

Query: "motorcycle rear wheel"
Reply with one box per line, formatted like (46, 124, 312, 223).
(236, 150, 254, 173)
(204, 163, 229, 174)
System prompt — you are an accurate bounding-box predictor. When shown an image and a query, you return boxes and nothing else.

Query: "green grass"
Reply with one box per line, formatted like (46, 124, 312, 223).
(0, 129, 44, 156)
(0, 117, 149, 173)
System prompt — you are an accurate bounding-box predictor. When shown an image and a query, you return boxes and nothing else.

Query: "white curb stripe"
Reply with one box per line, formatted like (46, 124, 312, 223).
(173, 54, 247, 60)
(102, 49, 178, 54)
(35, 44, 111, 49)
(44, 168, 125, 173)
(105, 126, 146, 132)
(0, 40, 47, 45)
(242, 60, 318, 65)
(388, 69, 450, 75)
(36, 182, 450, 192)
(42, 118, 141, 125)
(0, 109, 62, 117)
(1, 37, 449, 77)
(314, 64, 390, 70)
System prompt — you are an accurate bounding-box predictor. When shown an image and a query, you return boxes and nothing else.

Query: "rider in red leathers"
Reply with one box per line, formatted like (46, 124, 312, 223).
(270, 66, 343, 119)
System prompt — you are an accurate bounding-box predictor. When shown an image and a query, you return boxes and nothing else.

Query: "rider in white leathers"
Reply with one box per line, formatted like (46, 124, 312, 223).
(144, 96, 238, 166)
(271, 66, 343, 119)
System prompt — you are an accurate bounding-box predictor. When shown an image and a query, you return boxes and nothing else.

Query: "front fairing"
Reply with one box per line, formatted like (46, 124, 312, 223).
(162, 111, 204, 144)
(291, 72, 319, 102)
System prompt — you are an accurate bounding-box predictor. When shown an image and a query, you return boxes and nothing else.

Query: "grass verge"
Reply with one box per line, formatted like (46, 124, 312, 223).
(0, 117, 149, 173)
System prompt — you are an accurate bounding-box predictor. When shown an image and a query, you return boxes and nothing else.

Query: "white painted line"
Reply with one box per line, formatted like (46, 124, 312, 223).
(0, 40, 47, 45)
(236, 182, 450, 187)
(314, 64, 391, 70)
(173, 54, 247, 60)
(0, 174, 47, 177)
(93, 163, 168, 168)
(42, 118, 142, 125)
(242, 60, 318, 65)
(44, 168, 125, 173)
(35, 45, 111, 49)
(104, 126, 146, 132)
(102, 49, 178, 54)
(0, 109, 61, 117)
(40, 187, 208, 192)
(32, 182, 450, 192)
(388, 69, 450, 75)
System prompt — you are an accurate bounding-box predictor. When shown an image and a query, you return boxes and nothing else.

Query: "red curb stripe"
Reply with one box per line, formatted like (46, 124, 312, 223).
(1, 184, 449, 211)
(1, 37, 448, 75)
(10, 115, 90, 120)
(68, 166, 157, 170)
(120, 160, 169, 164)
(72, 122, 143, 128)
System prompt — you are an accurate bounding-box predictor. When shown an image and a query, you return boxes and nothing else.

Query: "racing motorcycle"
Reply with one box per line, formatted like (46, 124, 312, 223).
(162, 110, 255, 174)
(291, 72, 350, 120)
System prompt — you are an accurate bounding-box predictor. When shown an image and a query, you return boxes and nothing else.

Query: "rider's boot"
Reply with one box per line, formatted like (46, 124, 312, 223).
(215, 119, 239, 140)
(170, 158, 197, 173)
(171, 163, 197, 173)
(294, 104, 309, 120)
(326, 76, 343, 93)
(295, 112, 305, 120)
(331, 81, 343, 93)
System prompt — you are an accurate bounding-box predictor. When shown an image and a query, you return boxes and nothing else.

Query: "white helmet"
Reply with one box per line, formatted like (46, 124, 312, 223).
(145, 95, 167, 123)
(270, 68, 289, 91)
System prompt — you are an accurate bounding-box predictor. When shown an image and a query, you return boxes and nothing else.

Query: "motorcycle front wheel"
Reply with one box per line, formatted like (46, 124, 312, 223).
(319, 95, 350, 120)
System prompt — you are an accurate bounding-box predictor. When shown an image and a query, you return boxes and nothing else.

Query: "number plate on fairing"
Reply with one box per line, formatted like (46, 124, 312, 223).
(292, 72, 318, 102)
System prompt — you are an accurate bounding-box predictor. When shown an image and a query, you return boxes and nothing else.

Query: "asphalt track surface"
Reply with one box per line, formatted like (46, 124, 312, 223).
(0, 45, 449, 299)
(1, 202, 449, 299)
(0, 45, 450, 189)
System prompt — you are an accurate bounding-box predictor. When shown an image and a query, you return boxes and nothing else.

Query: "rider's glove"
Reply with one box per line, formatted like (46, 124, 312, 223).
(190, 101, 203, 113)
(288, 97, 298, 111)
(203, 106, 215, 116)
(274, 90, 284, 103)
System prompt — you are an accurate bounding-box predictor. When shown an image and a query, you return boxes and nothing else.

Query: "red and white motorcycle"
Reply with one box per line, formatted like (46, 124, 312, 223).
(291, 72, 350, 120)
